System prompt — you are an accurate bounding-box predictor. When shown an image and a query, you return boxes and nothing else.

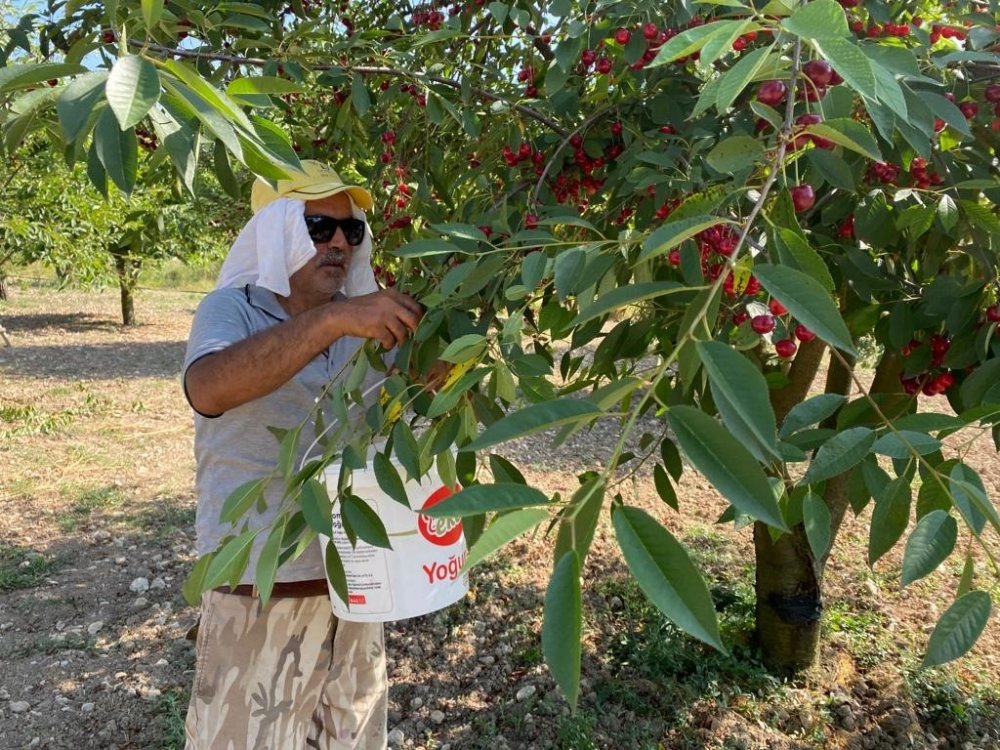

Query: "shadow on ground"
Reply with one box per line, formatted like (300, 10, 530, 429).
(0, 340, 187, 380)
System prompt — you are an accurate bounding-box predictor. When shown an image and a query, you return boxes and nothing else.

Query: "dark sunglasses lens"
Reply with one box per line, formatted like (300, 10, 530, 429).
(304, 216, 365, 246)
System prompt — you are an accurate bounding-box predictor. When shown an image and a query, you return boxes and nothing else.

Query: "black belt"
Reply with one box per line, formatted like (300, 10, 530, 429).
(215, 579, 329, 598)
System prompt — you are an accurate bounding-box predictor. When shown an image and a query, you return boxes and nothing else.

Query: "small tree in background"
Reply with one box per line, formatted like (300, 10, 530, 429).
(2, 0, 998, 698)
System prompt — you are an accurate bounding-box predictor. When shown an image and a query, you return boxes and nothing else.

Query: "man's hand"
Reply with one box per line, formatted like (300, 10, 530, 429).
(330, 289, 424, 349)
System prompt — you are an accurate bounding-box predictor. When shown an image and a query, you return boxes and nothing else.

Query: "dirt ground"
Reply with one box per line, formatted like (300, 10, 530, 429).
(1, 284, 998, 750)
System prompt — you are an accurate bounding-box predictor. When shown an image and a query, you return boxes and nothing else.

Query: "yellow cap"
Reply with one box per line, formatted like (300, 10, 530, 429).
(250, 160, 374, 213)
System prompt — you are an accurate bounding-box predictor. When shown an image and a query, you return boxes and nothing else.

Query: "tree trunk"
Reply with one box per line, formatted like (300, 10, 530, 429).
(754, 522, 822, 674)
(0, 274, 8, 301)
(113, 253, 140, 326)
(754, 327, 858, 675)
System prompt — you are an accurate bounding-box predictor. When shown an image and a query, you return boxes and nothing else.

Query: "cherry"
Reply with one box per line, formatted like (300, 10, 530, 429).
(790, 184, 816, 212)
(803, 60, 833, 87)
(959, 101, 979, 119)
(757, 80, 787, 107)
(581, 49, 597, 66)
(987, 304, 1000, 323)
(101, 28, 115, 43)
(524, 214, 539, 229)
(614, 28, 631, 45)
(642, 23, 659, 41)
(610, 121, 623, 136)
(794, 324, 816, 343)
(596, 57, 613, 74)
(986, 84, 1000, 104)
(768, 298, 787, 316)
(733, 310, 750, 326)
(775, 339, 797, 358)
(751, 315, 776, 334)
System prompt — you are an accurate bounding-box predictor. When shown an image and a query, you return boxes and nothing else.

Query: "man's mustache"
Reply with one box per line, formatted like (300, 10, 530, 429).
(318, 250, 348, 267)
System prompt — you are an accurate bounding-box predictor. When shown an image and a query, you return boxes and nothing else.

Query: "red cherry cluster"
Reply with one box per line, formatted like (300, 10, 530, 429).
(865, 161, 901, 185)
(753, 299, 816, 358)
(379, 130, 396, 164)
(837, 214, 855, 239)
(501, 142, 545, 173)
(517, 64, 538, 98)
(899, 335, 955, 396)
(396, 82, 426, 107)
(410, 6, 445, 30)
(373, 264, 397, 287)
(908, 157, 944, 190)
(930, 24, 968, 43)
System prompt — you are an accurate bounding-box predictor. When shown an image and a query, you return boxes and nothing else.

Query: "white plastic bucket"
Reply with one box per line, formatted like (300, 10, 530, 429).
(319, 457, 469, 622)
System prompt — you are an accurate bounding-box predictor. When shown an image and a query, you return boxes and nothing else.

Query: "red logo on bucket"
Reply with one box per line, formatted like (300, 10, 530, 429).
(349, 594, 366, 605)
(418, 486, 463, 546)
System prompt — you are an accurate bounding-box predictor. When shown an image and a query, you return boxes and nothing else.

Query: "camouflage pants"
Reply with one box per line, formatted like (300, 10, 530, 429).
(184, 589, 388, 749)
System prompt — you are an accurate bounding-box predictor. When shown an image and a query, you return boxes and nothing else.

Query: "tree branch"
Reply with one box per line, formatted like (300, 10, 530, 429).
(132, 40, 569, 137)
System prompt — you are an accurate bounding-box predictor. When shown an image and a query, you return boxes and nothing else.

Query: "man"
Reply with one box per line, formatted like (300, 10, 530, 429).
(182, 161, 423, 749)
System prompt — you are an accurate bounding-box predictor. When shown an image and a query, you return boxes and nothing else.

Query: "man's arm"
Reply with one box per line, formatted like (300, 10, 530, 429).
(185, 290, 423, 416)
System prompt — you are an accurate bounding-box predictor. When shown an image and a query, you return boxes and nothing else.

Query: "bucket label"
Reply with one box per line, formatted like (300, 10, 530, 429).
(418, 486, 463, 546)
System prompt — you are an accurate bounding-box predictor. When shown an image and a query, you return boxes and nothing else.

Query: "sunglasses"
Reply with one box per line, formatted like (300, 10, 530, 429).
(303, 214, 366, 246)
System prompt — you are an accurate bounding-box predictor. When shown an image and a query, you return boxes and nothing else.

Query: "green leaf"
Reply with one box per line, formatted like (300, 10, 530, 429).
(783, 0, 848, 39)
(922, 591, 992, 669)
(804, 118, 881, 161)
(373, 453, 409, 508)
(872, 431, 942, 459)
(351, 73, 370, 117)
(182, 553, 213, 606)
(227, 75, 303, 97)
(93, 106, 137, 195)
(553, 478, 605, 564)
(648, 22, 732, 67)
(613, 506, 725, 653)
(653, 464, 679, 511)
(300, 478, 333, 536)
(639, 216, 734, 263)
(949, 463, 996, 535)
(715, 43, 775, 112)
(204, 530, 256, 589)
(56, 72, 108, 143)
(803, 427, 876, 484)
(779, 394, 846, 438)
(774, 226, 835, 293)
(667, 405, 787, 530)
(811, 37, 877, 102)
(696, 340, 780, 461)
(421, 483, 550, 517)
(805, 149, 856, 192)
(220, 479, 266, 523)
(572, 282, 683, 326)
(959, 359, 1000, 410)
(803, 491, 832, 560)
(754, 264, 855, 354)
(439, 334, 487, 364)
(148, 103, 198, 194)
(543, 552, 582, 707)
(465, 508, 549, 571)
(901, 511, 958, 587)
(342, 494, 392, 549)
(706, 135, 764, 174)
(106, 55, 160, 129)
(141, 0, 164, 31)
(868, 478, 912, 567)
(324, 539, 349, 607)
(393, 239, 462, 258)
(254, 517, 286, 606)
(0, 62, 86, 93)
(466, 399, 602, 452)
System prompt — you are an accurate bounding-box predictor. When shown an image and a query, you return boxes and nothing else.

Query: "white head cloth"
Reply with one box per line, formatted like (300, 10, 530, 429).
(215, 196, 378, 298)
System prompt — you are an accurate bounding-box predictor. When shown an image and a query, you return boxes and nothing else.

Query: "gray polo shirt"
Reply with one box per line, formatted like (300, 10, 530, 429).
(183, 284, 372, 584)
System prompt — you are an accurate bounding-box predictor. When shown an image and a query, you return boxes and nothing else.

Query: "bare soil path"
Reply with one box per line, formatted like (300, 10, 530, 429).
(1, 284, 998, 750)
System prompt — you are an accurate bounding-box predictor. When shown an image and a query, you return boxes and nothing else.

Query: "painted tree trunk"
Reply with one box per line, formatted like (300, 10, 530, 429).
(754, 522, 823, 674)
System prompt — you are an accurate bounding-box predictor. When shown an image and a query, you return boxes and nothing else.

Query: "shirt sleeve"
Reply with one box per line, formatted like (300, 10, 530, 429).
(182, 288, 254, 416)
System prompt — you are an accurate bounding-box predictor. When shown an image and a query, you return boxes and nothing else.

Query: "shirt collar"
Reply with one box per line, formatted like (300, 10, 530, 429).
(244, 284, 290, 321)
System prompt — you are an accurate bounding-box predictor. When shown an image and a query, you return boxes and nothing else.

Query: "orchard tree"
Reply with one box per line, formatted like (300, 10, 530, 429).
(3, 0, 999, 701)
(0, 143, 245, 323)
